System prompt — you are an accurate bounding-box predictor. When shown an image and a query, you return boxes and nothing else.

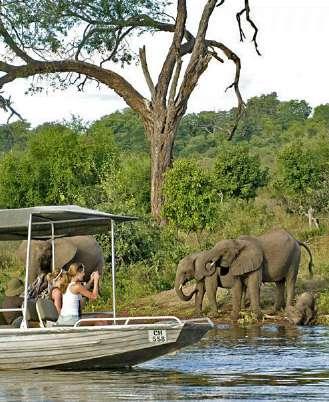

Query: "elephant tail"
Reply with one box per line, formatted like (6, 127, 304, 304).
(298, 241, 314, 278)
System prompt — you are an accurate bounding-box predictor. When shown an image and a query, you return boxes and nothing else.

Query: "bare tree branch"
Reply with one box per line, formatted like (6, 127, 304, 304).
(216, 0, 225, 7)
(0, 93, 24, 122)
(236, 0, 261, 55)
(168, 57, 182, 105)
(206, 40, 245, 139)
(208, 49, 224, 63)
(0, 60, 149, 118)
(139, 45, 155, 98)
(154, 0, 187, 105)
(0, 19, 35, 63)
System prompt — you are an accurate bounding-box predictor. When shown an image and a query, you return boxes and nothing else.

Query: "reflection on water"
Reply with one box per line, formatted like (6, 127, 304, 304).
(1, 325, 329, 401)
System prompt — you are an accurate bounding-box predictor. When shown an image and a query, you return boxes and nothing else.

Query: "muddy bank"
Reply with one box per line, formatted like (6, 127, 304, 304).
(120, 278, 329, 326)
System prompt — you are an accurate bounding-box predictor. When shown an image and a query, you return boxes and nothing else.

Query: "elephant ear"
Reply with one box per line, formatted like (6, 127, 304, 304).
(195, 253, 216, 281)
(17, 240, 28, 262)
(230, 239, 263, 276)
(52, 238, 77, 270)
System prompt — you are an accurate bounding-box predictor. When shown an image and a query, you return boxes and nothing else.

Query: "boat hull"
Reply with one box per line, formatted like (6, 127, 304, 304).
(0, 321, 211, 370)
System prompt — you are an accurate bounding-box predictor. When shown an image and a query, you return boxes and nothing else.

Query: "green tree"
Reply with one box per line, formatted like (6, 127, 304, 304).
(313, 104, 329, 127)
(0, 123, 118, 208)
(277, 99, 312, 130)
(274, 139, 329, 209)
(100, 153, 150, 215)
(91, 109, 147, 153)
(162, 159, 217, 233)
(0, 121, 31, 154)
(213, 142, 268, 200)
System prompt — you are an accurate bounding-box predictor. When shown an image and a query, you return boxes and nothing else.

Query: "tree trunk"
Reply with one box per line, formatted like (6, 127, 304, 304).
(144, 110, 180, 222)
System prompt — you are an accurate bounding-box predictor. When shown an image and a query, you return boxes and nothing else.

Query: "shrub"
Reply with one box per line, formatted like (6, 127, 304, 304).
(213, 141, 268, 200)
(162, 159, 218, 233)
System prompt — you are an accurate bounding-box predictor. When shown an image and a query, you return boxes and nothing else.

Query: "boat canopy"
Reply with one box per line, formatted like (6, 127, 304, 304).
(0, 205, 138, 240)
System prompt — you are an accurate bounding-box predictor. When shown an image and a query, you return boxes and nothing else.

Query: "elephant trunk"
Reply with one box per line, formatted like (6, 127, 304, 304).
(174, 278, 197, 301)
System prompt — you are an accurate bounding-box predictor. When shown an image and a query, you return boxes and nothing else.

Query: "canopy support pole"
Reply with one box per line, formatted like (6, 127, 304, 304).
(51, 223, 55, 272)
(111, 219, 116, 324)
(22, 213, 33, 328)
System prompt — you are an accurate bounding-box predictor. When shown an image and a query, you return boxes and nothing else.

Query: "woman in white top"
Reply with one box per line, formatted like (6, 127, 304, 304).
(56, 262, 100, 326)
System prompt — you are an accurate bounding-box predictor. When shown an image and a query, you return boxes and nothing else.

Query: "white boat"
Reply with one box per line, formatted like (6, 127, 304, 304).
(0, 205, 213, 370)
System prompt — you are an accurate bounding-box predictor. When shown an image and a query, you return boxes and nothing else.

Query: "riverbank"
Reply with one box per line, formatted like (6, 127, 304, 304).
(118, 277, 329, 326)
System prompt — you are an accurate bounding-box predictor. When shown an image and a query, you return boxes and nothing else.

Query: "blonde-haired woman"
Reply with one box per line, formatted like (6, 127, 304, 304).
(56, 263, 100, 326)
(46, 269, 68, 314)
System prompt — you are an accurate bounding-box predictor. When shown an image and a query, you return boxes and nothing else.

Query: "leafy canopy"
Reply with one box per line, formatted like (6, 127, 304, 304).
(0, 122, 118, 208)
(3, 0, 169, 65)
(162, 159, 218, 233)
(274, 139, 329, 210)
(213, 142, 268, 200)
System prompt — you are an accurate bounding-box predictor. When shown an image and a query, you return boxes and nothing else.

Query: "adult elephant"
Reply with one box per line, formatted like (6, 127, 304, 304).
(200, 229, 313, 319)
(17, 235, 104, 283)
(174, 251, 236, 317)
(175, 229, 313, 320)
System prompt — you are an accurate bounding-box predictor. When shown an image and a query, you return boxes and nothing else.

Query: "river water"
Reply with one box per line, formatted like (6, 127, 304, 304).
(0, 324, 329, 401)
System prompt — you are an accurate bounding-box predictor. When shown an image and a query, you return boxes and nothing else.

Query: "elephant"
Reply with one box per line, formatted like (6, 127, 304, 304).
(175, 229, 313, 320)
(198, 229, 313, 318)
(196, 238, 264, 320)
(286, 292, 317, 325)
(174, 251, 238, 317)
(16, 235, 104, 284)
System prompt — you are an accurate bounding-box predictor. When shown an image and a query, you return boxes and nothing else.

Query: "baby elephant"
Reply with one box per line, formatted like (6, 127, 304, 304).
(286, 292, 317, 325)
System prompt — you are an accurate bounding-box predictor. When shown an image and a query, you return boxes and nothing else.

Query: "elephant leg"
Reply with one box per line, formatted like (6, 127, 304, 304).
(231, 279, 243, 321)
(246, 271, 262, 320)
(194, 281, 206, 315)
(205, 274, 218, 316)
(274, 279, 286, 312)
(286, 272, 297, 308)
(303, 307, 314, 325)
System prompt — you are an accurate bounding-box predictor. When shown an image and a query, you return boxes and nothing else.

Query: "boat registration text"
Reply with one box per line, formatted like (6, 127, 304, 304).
(148, 329, 167, 343)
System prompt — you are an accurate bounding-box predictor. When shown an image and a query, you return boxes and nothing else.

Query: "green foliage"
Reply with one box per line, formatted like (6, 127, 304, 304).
(0, 121, 31, 154)
(0, 123, 118, 208)
(100, 153, 150, 215)
(274, 139, 329, 210)
(0, 244, 24, 296)
(91, 110, 147, 153)
(3, 1, 169, 71)
(175, 111, 230, 156)
(277, 99, 312, 129)
(162, 159, 218, 233)
(317, 289, 329, 314)
(216, 199, 275, 239)
(313, 104, 329, 127)
(213, 142, 268, 200)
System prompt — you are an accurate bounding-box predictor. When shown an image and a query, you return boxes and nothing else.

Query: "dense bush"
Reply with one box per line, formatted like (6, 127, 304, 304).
(162, 159, 218, 233)
(0, 123, 118, 208)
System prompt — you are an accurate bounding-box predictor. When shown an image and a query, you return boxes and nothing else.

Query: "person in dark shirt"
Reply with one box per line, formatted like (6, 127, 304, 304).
(2, 278, 24, 327)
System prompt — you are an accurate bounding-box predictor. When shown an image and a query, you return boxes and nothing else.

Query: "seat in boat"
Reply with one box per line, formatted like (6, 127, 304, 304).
(36, 299, 59, 327)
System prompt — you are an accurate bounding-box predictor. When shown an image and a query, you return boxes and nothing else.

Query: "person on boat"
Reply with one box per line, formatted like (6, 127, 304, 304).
(47, 268, 97, 314)
(1, 277, 24, 327)
(46, 269, 66, 314)
(56, 262, 99, 326)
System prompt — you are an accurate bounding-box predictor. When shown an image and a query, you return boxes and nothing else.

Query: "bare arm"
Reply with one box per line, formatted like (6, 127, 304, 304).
(51, 288, 62, 314)
(72, 276, 99, 300)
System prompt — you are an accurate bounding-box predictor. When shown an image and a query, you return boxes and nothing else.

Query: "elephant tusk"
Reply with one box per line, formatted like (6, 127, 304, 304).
(179, 284, 183, 290)
(210, 261, 216, 267)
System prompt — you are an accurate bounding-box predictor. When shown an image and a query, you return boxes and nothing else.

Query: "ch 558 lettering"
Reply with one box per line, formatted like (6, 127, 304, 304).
(148, 329, 167, 343)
